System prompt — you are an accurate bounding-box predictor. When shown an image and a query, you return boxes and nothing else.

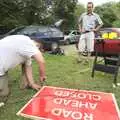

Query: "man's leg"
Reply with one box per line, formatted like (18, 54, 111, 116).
(77, 34, 86, 62)
(85, 32, 95, 65)
(20, 63, 30, 89)
(20, 74, 29, 89)
(0, 75, 10, 103)
(86, 32, 94, 55)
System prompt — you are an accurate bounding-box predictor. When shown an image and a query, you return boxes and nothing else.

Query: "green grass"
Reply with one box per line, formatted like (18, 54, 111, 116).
(0, 53, 120, 120)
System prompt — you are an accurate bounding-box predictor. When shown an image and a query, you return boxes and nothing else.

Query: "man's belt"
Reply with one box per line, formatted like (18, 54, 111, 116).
(82, 31, 91, 34)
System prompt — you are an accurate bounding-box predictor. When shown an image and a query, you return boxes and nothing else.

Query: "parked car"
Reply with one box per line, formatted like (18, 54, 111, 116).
(0, 26, 11, 35)
(0, 20, 64, 51)
(95, 28, 120, 56)
(63, 30, 80, 45)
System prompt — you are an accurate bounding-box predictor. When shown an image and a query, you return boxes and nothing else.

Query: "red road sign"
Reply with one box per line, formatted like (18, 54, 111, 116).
(17, 86, 120, 120)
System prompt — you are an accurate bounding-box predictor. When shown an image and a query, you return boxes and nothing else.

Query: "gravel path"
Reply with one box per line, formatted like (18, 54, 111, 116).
(60, 44, 78, 56)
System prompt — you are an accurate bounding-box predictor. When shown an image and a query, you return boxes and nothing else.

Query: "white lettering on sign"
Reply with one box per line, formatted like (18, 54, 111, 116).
(51, 108, 93, 120)
(54, 90, 101, 101)
(53, 98, 97, 110)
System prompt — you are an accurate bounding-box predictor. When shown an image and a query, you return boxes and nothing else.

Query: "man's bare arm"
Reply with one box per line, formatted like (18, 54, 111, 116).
(32, 51, 46, 82)
(21, 63, 41, 91)
(93, 24, 103, 32)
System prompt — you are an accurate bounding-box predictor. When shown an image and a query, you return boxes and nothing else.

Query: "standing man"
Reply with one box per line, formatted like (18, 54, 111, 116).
(78, 2, 103, 62)
(0, 35, 46, 104)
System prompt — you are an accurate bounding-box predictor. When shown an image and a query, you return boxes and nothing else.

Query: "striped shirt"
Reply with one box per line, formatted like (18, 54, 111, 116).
(78, 12, 103, 31)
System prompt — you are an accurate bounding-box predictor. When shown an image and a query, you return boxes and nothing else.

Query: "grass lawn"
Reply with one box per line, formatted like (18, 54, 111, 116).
(0, 52, 120, 120)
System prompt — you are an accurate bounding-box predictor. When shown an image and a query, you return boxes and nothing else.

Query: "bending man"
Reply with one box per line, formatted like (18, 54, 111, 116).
(0, 35, 46, 103)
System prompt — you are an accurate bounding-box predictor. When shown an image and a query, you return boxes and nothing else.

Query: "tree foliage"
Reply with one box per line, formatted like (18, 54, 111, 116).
(0, 0, 78, 30)
(51, 0, 78, 30)
(74, 4, 85, 29)
(94, 3, 117, 27)
(112, 2, 120, 27)
(0, 0, 120, 30)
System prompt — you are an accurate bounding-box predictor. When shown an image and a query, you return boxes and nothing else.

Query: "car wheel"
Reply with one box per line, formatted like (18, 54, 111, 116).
(39, 42, 44, 52)
(51, 42, 59, 51)
(65, 39, 70, 45)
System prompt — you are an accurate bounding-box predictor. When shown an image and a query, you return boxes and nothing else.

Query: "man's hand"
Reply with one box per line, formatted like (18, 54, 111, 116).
(30, 83, 41, 91)
(92, 28, 97, 32)
(40, 76, 47, 82)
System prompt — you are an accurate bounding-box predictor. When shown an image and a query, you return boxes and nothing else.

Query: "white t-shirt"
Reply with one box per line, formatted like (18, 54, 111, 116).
(0, 35, 39, 76)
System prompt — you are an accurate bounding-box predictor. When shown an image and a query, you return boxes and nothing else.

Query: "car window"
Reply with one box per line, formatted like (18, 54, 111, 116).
(50, 27, 63, 37)
(77, 31, 81, 35)
(95, 28, 119, 39)
(64, 31, 70, 35)
(72, 31, 76, 35)
(102, 32, 118, 39)
(100, 29, 118, 39)
(38, 27, 48, 33)
(37, 27, 50, 36)
(6, 26, 25, 35)
(17, 27, 38, 35)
